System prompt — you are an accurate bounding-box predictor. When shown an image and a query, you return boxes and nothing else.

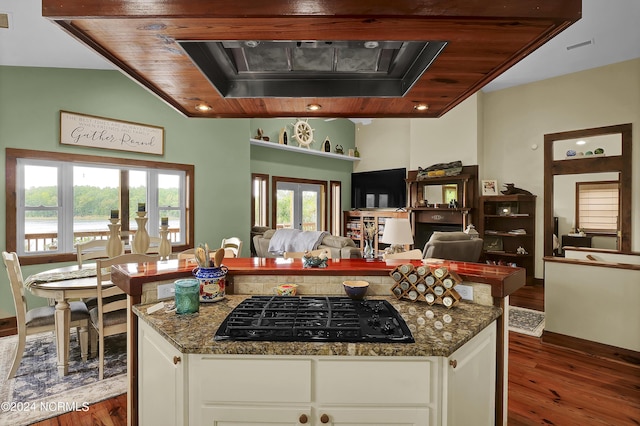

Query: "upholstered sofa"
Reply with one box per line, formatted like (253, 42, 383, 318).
(422, 231, 483, 262)
(253, 229, 362, 259)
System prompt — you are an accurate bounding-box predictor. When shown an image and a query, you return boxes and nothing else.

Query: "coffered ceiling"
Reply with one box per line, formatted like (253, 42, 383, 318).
(31, 1, 585, 118)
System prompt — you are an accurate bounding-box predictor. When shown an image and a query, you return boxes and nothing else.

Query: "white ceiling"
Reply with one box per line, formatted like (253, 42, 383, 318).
(1, 0, 639, 93)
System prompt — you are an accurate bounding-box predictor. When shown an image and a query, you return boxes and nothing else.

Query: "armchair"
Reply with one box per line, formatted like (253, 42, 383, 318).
(422, 231, 483, 263)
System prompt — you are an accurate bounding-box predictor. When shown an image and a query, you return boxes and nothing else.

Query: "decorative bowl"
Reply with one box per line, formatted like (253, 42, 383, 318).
(343, 280, 369, 300)
(302, 255, 328, 268)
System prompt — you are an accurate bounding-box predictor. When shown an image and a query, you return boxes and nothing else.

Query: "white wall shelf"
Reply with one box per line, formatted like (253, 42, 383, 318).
(250, 138, 359, 162)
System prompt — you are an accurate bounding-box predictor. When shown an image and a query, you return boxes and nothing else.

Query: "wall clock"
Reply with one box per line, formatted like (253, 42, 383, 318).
(292, 119, 314, 148)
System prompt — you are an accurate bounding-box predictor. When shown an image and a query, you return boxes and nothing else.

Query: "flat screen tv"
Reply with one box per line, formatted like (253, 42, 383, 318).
(351, 168, 407, 209)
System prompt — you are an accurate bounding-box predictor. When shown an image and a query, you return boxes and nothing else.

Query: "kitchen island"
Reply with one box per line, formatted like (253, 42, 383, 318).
(134, 295, 501, 426)
(112, 257, 524, 426)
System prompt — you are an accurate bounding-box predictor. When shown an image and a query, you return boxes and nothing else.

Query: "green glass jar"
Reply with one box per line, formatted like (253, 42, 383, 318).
(175, 279, 200, 314)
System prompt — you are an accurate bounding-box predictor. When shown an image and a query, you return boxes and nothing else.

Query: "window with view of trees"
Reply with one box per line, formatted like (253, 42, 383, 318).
(6, 148, 194, 265)
(273, 178, 326, 231)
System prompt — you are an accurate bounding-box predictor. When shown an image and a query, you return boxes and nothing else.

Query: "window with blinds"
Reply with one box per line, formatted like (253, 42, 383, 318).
(576, 181, 619, 233)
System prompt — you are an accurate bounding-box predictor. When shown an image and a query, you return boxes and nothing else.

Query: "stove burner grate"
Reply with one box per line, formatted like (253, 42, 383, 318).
(214, 296, 414, 343)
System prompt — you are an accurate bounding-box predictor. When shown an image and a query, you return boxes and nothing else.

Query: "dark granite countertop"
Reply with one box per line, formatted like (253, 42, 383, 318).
(134, 295, 502, 358)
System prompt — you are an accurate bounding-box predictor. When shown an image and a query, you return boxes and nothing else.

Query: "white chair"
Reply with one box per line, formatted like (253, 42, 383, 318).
(383, 249, 424, 260)
(77, 239, 125, 312)
(177, 248, 196, 260)
(91, 253, 158, 380)
(221, 237, 243, 258)
(76, 239, 113, 268)
(2, 251, 90, 380)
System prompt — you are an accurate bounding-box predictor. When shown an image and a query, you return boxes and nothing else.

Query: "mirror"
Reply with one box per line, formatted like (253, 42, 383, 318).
(544, 124, 632, 257)
(422, 184, 458, 206)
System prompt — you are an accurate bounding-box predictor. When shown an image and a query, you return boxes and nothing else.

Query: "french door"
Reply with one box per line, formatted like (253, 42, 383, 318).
(274, 179, 326, 231)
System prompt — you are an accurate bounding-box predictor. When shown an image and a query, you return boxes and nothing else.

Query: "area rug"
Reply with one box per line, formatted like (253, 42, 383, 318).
(508, 306, 545, 337)
(0, 331, 127, 426)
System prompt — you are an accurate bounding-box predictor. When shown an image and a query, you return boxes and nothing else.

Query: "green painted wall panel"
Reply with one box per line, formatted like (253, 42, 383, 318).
(0, 66, 356, 317)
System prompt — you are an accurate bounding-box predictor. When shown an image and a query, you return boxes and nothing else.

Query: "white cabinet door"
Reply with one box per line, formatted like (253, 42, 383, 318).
(138, 320, 186, 426)
(319, 407, 431, 425)
(198, 406, 309, 425)
(445, 321, 496, 426)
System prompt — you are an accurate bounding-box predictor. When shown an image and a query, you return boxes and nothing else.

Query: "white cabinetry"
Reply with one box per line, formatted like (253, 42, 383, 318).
(138, 321, 187, 426)
(138, 318, 496, 426)
(445, 322, 497, 426)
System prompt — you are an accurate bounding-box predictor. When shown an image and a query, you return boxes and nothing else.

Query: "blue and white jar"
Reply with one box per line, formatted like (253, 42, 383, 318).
(192, 266, 228, 302)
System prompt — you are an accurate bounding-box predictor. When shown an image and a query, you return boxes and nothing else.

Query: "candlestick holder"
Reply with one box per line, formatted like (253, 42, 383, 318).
(159, 225, 171, 260)
(106, 219, 123, 258)
(132, 212, 150, 254)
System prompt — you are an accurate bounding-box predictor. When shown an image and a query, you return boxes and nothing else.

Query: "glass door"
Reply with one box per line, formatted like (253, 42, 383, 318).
(276, 181, 322, 231)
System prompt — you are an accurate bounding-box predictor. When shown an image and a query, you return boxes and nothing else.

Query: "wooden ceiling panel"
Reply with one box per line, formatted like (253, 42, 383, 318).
(45, 0, 581, 118)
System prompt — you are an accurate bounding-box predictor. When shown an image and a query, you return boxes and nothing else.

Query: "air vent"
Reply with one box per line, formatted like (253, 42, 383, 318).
(179, 40, 447, 98)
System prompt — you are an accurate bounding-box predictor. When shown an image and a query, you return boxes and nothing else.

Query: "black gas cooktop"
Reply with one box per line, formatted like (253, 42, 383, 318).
(214, 296, 414, 343)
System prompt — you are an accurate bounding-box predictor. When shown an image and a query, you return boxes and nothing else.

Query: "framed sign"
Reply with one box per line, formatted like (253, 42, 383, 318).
(482, 179, 498, 196)
(60, 110, 164, 155)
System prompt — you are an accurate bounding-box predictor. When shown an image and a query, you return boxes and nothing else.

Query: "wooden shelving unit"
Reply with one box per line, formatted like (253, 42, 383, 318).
(343, 210, 409, 256)
(405, 165, 478, 250)
(478, 194, 536, 280)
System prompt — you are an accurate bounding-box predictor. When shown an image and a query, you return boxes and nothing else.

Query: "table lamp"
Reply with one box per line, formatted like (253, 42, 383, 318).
(380, 218, 414, 253)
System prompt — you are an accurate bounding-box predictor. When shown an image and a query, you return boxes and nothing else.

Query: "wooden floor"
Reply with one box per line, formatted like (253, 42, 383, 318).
(32, 394, 127, 426)
(509, 281, 544, 312)
(33, 285, 640, 425)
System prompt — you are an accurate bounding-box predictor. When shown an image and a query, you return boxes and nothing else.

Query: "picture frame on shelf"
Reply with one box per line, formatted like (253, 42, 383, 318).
(442, 184, 458, 204)
(482, 179, 498, 196)
(483, 236, 504, 252)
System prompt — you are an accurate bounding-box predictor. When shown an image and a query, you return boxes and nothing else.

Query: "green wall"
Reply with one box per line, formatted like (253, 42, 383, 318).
(249, 118, 356, 224)
(0, 66, 355, 317)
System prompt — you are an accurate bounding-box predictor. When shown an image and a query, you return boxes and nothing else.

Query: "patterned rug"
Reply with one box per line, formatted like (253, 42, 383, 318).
(0, 331, 127, 426)
(508, 306, 545, 337)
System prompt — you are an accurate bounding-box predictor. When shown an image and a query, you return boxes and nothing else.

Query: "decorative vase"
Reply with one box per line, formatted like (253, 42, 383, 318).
(106, 220, 122, 258)
(363, 239, 374, 259)
(132, 213, 150, 254)
(193, 266, 228, 302)
(158, 225, 171, 260)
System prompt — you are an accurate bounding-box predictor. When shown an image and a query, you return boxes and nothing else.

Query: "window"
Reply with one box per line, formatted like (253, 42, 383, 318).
(330, 181, 342, 236)
(576, 181, 619, 234)
(7, 148, 194, 265)
(251, 174, 269, 227)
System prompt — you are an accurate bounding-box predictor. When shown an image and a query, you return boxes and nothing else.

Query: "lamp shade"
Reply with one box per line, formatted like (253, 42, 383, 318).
(380, 218, 414, 245)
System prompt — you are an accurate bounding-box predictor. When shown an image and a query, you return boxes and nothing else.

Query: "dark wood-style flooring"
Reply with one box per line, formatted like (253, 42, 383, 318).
(32, 285, 640, 426)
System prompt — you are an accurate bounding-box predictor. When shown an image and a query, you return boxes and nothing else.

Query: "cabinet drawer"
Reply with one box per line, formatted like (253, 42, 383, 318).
(190, 357, 312, 403)
(316, 359, 433, 405)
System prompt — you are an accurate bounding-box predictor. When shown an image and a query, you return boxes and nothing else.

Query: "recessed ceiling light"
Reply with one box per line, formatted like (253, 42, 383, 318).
(576, 140, 586, 145)
(195, 103, 212, 112)
(413, 104, 429, 111)
(306, 104, 322, 111)
(364, 41, 379, 49)
(245, 41, 259, 48)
